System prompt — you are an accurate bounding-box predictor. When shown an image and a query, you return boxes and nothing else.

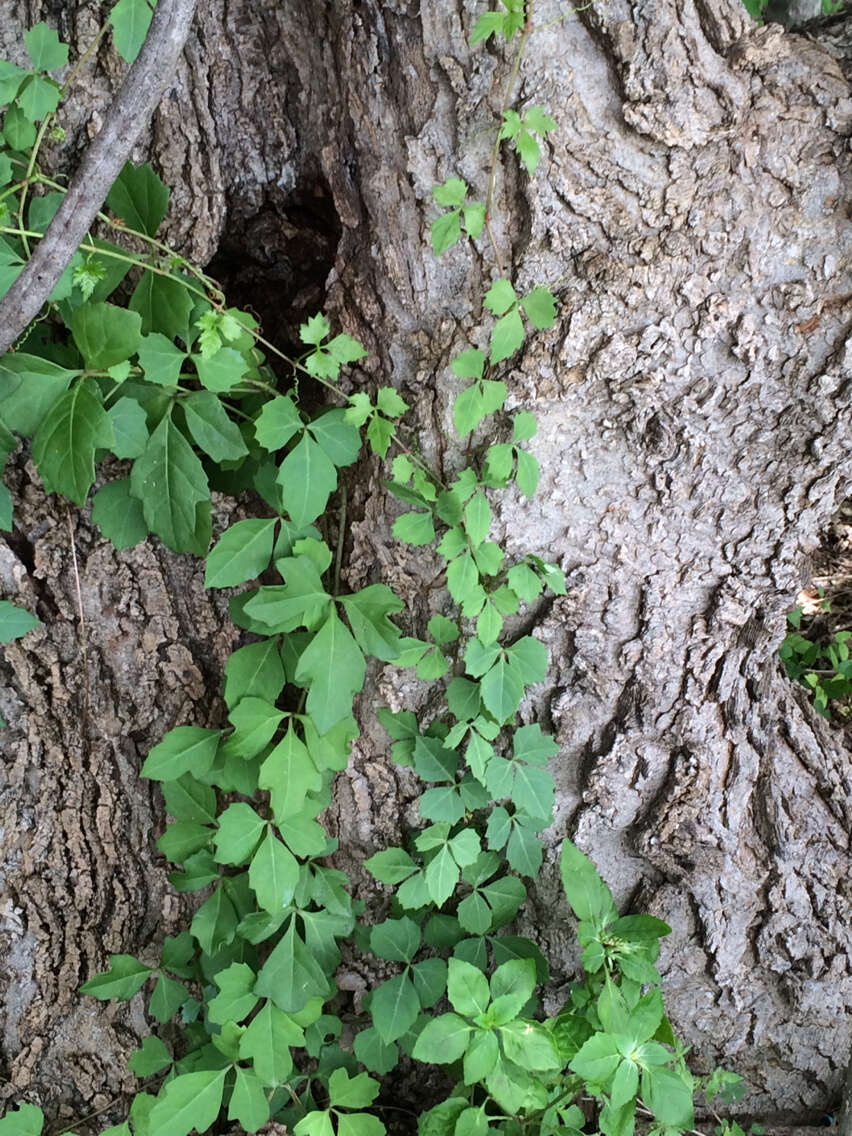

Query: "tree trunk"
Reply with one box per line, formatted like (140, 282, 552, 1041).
(1, 0, 851, 1125)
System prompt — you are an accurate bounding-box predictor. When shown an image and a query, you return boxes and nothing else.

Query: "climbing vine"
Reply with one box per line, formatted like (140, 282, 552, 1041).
(0, 4, 746, 1136)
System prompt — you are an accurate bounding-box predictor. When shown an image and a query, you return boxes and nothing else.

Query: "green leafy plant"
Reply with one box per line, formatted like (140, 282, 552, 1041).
(780, 598, 852, 717)
(0, 5, 746, 1136)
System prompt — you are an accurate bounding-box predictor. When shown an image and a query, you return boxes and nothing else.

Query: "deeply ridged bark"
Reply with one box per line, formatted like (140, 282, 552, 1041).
(1, 0, 850, 1123)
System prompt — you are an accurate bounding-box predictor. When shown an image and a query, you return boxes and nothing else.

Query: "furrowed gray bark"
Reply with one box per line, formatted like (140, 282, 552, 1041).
(1, 0, 850, 1125)
(0, 0, 197, 357)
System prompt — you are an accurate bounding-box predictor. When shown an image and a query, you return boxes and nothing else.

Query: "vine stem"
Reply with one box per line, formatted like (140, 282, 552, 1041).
(483, 0, 536, 279)
(11, 161, 225, 299)
(16, 23, 112, 256)
(49, 1094, 120, 1136)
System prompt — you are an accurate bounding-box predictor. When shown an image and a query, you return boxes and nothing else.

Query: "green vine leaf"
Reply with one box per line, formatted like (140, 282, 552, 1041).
(25, 22, 69, 70)
(259, 723, 322, 820)
(106, 161, 169, 237)
(128, 1035, 171, 1078)
(130, 271, 194, 340)
(249, 828, 299, 912)
(140, 725, 220, 782)
(71, 302, 142, 369)
(130, 414, 211, 554)
(137, 332, 186, 388)
(277, 432, 338, 526)
(204, 518, 277, 588)
(227, 1066, 269, 1133)
(294, 607, 366, 733)
(238, 1000, 300, 1086)
(109, 0, 155, 64)
(339, 584, 403, 661)
(80, 954, 152, 1001)
(254, 920, 333, 1012)
(255, 394, 302, 451)
(108, 397, 149, 460)
(31, 378, 114, 504)
(148, 1069, 227, 1136)
(194, 346, 248, 393)
(0, 600, 40, 643)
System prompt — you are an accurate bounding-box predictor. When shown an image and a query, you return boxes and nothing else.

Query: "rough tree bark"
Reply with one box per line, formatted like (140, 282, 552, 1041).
(1, 0, 850, 1127)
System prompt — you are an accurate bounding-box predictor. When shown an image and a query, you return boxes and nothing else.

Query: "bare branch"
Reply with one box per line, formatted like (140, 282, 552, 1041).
(0, 0, 198, 357)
